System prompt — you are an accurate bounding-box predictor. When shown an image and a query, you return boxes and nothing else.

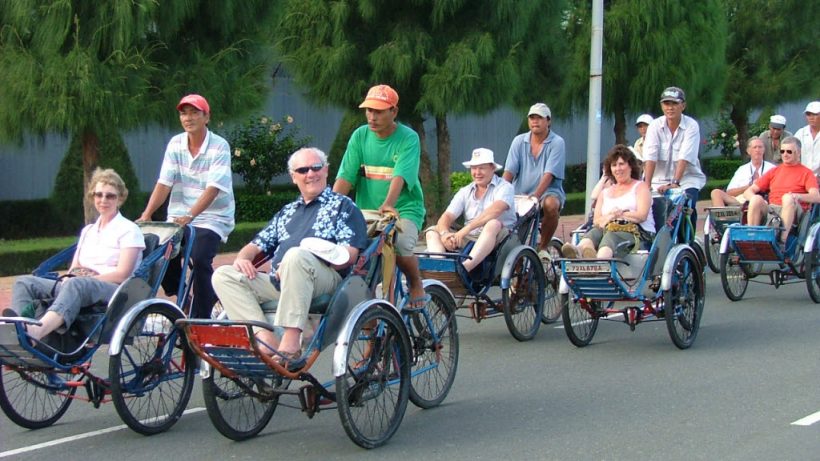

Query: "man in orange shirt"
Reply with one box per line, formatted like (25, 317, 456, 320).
(743, 137, 820, 250)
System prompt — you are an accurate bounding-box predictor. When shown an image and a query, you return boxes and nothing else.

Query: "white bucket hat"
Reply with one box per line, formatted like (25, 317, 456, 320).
(300, 237, 348, 266)
(462, 148, 502, 170)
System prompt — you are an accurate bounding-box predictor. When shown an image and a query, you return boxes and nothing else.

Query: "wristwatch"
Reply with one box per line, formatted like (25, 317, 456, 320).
(671, 179, 680, 186)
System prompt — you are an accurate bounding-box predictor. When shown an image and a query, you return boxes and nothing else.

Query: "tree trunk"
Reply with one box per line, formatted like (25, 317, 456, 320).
(435, 115, 451, 219)
(613, 103, 627, 145)
(410, 118, 437, 226)
(81, 129, 101, 224)
(730, 105, 749, 161)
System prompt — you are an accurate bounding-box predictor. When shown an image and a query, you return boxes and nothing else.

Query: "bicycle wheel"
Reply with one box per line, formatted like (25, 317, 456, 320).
(337, 305, 410, 449)
(541, 258, 562, 324)
(407, 284, 458, 409)
(704, 230, 720, 273)
(719, 251, 748, 301)
(561, 293, 598, 347)
(109, 305, 195, 435)
(0, 366, 75, 429)
(665, 249, 705, 349)
(501, 249, 545, 341)
(202, 369, 281, 441)
(805, 237, 820, 303)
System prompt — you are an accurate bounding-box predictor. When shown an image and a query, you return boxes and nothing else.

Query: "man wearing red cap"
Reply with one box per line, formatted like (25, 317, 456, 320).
(333, 84, 428, 307)
(139, 94, 235, 318)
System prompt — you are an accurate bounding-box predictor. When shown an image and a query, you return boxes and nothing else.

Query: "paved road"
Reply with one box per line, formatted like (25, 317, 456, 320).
(2, 269, 819, 460)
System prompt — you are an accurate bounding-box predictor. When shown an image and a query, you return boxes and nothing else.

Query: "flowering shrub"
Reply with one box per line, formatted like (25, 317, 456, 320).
(227, 115, 311, 194)
(707, 112, 771, 158)
(706, 113, 740, 158)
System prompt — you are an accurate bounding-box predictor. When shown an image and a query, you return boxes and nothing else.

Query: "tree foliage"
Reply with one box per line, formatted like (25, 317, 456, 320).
(723, 0, 820, 151)
(560, 0, 729, 143)
(274, 0, 568, 219)
(0, 0, 277, 221)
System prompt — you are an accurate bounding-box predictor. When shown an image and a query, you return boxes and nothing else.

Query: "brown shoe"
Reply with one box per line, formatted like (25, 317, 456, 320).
(561, 243, 580, 259)
(582, 247, 597, 258)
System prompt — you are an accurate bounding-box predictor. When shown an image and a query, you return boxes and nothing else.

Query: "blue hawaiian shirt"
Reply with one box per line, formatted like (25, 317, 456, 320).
(252, 187, 368, 275)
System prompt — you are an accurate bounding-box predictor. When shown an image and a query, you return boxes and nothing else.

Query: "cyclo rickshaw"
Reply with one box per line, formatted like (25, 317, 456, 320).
(558, 189, 706, 349)
(718, 198, 820, 302)
(175, 215, 459, 448)
(0, 222, 196, 434)
(415, 195, 561, 341)
(703, 205, 745, 273)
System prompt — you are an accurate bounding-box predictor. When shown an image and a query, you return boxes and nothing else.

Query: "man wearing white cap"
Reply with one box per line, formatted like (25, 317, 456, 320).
(503, 102, 566, 262)
(794, 101, 820, 175)
(139, 94, 235, 318)
(426, 148, 516, 282)
(633, 113, 654, 160)
(213, 147, 367, 368)
(759, 114, 791, 163)
(642, 86, 707, 225)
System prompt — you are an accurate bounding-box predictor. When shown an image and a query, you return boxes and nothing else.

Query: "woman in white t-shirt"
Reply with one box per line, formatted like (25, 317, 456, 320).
(562, 145, 654, 259)
(6, 168, 145, 341)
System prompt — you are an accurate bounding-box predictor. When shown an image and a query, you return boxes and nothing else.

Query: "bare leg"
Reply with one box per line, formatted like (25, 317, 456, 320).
(780, 193, 799, 243)
(711, 189, 740, 207)
(26, 311, 65, 341)
(596, 246, 614, 258)
(425, 230, 446, 253)
(745, 195, 768, 226)
(277, 327, 302, 355)
(462, 220, 501, 272)
(397, 255, 425, 303)
(538, 196, 561, 251)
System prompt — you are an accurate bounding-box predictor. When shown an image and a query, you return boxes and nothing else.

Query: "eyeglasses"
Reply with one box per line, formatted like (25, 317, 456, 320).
(780, 149, 795, 154)
(292, 163, 325, 174)
(91, 192, 118, 200)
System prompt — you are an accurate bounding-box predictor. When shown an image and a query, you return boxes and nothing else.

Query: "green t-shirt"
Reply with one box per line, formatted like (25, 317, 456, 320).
(337, 123, 426, 229)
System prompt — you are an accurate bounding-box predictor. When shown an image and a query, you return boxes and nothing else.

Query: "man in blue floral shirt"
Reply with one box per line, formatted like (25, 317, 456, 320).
(212, 147, 367, 365)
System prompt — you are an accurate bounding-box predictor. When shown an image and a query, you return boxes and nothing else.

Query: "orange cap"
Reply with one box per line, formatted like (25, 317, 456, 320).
(358, 85, 399, 110)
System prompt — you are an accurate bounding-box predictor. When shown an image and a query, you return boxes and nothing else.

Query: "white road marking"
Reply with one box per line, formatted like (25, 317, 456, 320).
(0, 407, 206, 458)
(791, 410, 820, 426)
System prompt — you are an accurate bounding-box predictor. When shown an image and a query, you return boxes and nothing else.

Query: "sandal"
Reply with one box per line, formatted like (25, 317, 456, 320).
(276, 349, 306, 371)
(406, 294, 431, 310)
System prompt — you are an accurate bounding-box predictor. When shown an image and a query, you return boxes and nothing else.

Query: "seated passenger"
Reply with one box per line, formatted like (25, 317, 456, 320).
(561, 145, 654, 259)
(425, 148, 516, 278)
(711, 137, 775, 206)
(5, 168, 145, 341)
(211, 147, 367, 366)
(742, 137, 819, 251)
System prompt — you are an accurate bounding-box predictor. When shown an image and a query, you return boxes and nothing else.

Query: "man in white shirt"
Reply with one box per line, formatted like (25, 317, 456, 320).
(795, 101, 820, 175)
(711, 137, 776, 206)
(642, 86, 707, 225)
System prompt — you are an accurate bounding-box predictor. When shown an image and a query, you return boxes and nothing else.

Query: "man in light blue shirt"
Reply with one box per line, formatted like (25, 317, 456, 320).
(503, 103, 565, 261)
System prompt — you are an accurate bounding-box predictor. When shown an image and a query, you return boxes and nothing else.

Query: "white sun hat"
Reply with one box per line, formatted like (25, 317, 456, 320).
(462, 147, 502, 170)
(300, 237, 348, 265)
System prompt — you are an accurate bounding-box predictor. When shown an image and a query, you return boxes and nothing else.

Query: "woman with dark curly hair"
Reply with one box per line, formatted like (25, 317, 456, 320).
(562, 145, 654, 259)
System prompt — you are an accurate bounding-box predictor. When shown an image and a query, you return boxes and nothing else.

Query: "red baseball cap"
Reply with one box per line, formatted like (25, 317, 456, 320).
(358, 85, 399, 110)
(176, 94, 210, 114)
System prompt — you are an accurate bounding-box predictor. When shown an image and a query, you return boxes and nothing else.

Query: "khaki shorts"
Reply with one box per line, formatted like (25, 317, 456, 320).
(769, 204, 804, 224)
(396, 219, 419, 256)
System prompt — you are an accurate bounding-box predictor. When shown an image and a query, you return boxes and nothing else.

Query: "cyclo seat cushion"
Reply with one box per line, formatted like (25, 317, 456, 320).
(260, 294, 333, 316)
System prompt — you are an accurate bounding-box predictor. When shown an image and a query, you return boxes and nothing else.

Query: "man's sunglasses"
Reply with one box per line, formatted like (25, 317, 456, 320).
(780, 149, 795, 154)
(91, 192, 118, 200)
(292, 163, 325, 174)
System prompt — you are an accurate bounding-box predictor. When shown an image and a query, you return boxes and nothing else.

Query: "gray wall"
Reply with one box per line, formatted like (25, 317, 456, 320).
(0, 75, 813, 200)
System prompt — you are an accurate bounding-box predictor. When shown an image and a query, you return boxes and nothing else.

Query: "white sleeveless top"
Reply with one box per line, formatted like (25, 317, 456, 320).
(602, 181, 655, 233)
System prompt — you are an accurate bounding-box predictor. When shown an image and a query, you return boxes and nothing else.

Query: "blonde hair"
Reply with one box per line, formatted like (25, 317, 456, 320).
(88, 168, 129, 204)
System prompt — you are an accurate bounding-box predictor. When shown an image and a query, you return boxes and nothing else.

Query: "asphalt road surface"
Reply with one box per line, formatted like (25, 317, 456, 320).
(2, 271, 819, 460)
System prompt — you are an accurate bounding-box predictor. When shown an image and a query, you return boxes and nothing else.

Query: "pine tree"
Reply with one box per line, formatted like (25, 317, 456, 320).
(0, 1, 276, 222)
